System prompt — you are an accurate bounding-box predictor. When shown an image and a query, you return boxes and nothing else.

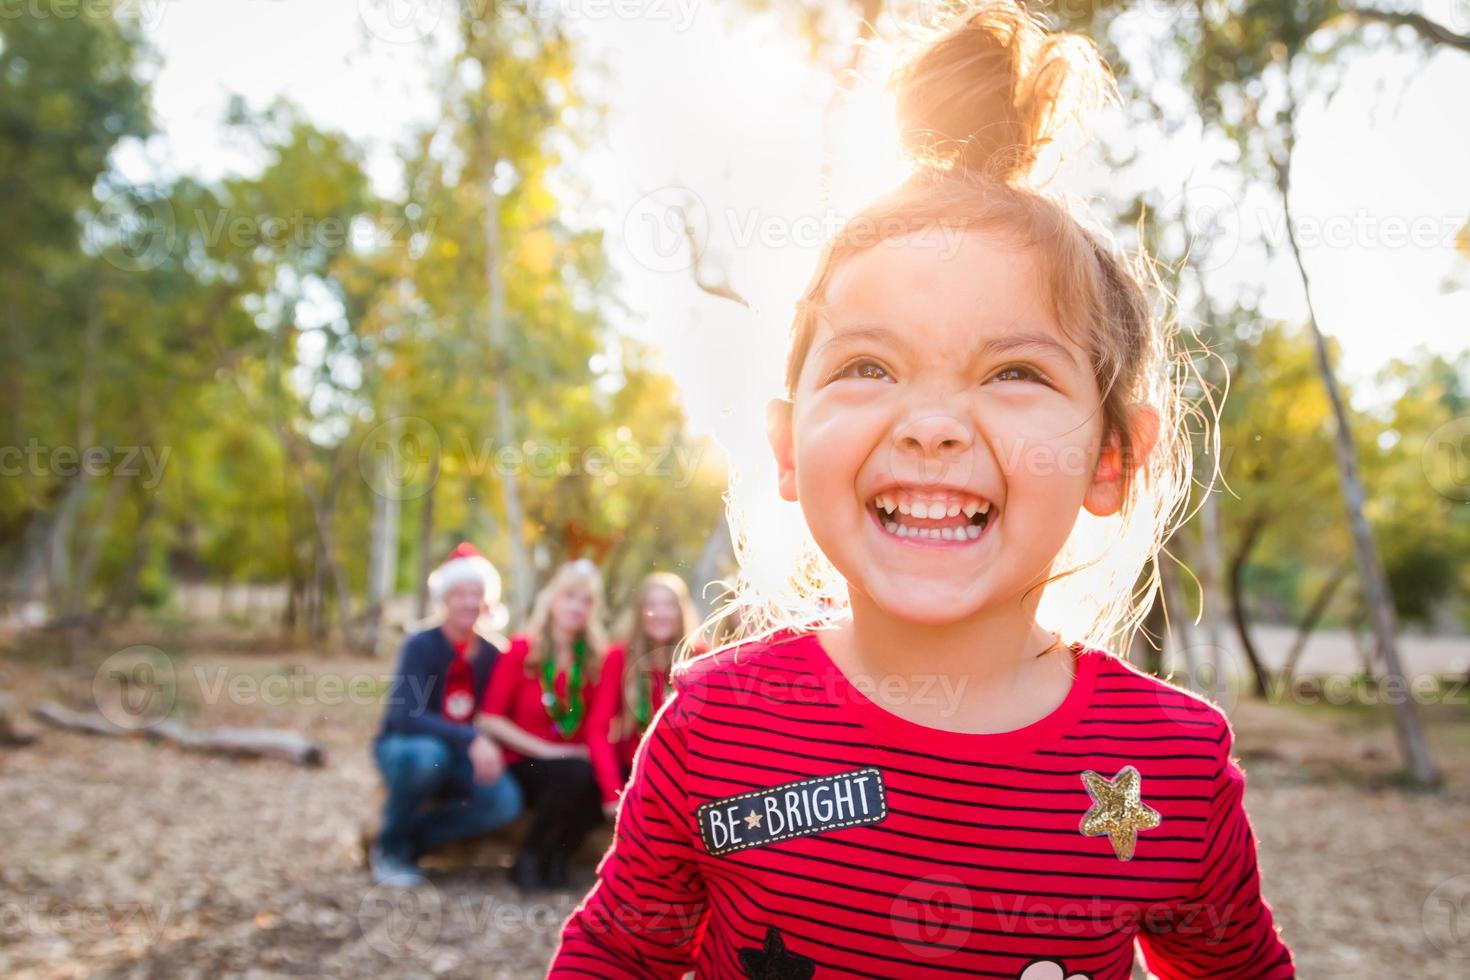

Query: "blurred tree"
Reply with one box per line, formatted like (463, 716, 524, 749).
(0, 6, 151, 624)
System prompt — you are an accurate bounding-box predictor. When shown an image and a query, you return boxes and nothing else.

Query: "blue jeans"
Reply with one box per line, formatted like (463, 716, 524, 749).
(374, 734, 523, 861)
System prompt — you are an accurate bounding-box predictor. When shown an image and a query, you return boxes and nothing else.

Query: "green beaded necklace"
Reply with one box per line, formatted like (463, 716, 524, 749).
(540, 637, 587, 738)
(633, 659, 673, 730)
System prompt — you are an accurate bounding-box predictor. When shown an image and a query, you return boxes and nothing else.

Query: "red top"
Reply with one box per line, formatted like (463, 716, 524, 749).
(586, 643, 671, 806)
(552, 629, 1294, 979)
(481, 634, 591, 762)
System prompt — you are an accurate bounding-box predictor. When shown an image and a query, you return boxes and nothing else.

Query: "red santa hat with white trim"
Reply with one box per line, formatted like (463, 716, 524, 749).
(427, 542, 503, 603)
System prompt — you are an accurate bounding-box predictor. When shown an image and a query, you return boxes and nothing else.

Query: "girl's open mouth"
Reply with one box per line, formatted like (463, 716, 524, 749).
(867, 489, 995, 545)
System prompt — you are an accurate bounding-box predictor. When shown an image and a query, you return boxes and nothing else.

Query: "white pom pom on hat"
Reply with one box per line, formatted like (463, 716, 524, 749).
(427, 541, 503, 603)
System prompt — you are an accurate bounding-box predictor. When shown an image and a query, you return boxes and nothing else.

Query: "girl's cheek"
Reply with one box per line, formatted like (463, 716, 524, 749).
(803, 387, 891, 437)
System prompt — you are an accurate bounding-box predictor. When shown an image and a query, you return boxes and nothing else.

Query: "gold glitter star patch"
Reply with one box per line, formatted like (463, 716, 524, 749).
(1078, 765, 1161, 862)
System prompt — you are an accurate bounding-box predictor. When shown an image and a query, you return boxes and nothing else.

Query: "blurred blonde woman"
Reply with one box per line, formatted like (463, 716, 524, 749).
(480, 558, 608, 891)
(586, 572, 702, 820)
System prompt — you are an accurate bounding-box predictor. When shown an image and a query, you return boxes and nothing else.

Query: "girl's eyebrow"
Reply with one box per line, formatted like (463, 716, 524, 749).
(971, 331, 1081, 370)
(812, 323, 906, 358)
(817, 322, 1080, 370)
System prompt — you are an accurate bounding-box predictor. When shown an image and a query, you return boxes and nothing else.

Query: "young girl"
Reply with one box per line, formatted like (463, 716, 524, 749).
(480, 558, 608, 891)
(586, 572, 702, 818)
(552, 3, 1293, 977)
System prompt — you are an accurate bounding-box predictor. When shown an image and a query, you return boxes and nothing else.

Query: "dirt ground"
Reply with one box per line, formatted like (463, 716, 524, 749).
(2, 636, 1469, 978)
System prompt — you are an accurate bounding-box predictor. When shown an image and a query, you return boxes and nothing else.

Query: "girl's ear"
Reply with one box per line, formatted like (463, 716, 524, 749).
(1083, 404, 1159, 518)
(765, 397, 799, 502)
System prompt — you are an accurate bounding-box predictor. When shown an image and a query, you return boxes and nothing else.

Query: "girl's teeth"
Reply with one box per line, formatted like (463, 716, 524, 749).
(945, 502, 961, 518)
(897, 500, 912, 516)
(877, 512, 990, 541)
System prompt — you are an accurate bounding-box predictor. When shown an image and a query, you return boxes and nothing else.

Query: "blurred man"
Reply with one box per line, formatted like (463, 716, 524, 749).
(370, 542, 523, 886)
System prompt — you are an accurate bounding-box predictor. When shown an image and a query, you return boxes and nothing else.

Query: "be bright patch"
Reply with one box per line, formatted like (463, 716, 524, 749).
(697, 768, 888, 857)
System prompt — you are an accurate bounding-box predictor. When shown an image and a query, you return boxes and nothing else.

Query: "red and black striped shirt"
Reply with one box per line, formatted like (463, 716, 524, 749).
(552, 629, 1294, 979)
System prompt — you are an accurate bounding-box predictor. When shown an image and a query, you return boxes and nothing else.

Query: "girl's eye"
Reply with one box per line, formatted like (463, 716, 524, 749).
(834, 359, 892, 382)
(991, 363, 1050, 385)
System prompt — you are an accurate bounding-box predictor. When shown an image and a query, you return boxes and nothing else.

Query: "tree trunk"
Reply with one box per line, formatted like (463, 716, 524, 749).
(466, 8, 533, 625)
(100, 488, 159, 624)
(1278, 564, 1349, 690)
(1159, 555, 1199, 692)
(1275, 83, 1440, 784)
(1198, 485, 1228, 704)
(415, 449, 439, 620)
(1226, 511, 1273, 699)
(364, 415, 403, 654)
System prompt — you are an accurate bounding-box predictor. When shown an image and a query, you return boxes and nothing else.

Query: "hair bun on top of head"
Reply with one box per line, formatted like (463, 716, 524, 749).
(893, 0, 1116, 184)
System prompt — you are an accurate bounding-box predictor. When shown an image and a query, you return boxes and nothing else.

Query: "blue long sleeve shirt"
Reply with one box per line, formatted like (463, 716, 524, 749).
(375, 626, 502, 753)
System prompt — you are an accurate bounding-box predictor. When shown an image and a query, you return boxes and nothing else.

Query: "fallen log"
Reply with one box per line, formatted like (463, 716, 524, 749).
(31, 700, 325, 767)
(0, 691, 40, 746)
(31, 700, 127, 736)
(151, 718, 324, 767)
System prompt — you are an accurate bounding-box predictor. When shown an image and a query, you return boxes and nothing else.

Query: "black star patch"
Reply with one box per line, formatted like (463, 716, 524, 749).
(738, 926, 816, 979)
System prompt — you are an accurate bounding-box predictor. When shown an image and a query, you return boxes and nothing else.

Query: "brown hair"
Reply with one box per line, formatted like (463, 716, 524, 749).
(692, 1, 1202, 663)
(611, 572, 699, 741)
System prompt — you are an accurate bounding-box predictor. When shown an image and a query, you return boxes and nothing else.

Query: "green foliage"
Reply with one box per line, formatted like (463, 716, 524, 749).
(0, 5, 724, 635)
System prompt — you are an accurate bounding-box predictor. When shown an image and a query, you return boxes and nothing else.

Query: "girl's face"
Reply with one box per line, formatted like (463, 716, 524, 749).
(641, 585, 683, 645)
(441, 582, 487, 634)
(769, 230, 1137, 625)
(551, 581, 595, 637)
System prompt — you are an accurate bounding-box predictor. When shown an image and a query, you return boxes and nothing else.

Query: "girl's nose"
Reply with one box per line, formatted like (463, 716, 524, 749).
(896, 412, 973, 458)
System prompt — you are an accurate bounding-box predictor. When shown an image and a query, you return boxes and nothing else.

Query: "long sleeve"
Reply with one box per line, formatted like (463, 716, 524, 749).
(550, 691, 709, 978)
(482, 635, 526, 722)
(585, 645, 626, 806)
(1137, 723, 1295, 978)
(380, 636, 477, 751)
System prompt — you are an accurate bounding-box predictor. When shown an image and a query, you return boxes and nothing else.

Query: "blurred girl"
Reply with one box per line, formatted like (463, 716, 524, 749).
(481, 558, 607, 890)
(586, 572, 701, 817)
(552, 3, 1293, 977)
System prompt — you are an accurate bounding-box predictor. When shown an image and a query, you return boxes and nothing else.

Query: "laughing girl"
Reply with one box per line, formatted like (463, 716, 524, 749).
(550, 3, 1293, 976)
